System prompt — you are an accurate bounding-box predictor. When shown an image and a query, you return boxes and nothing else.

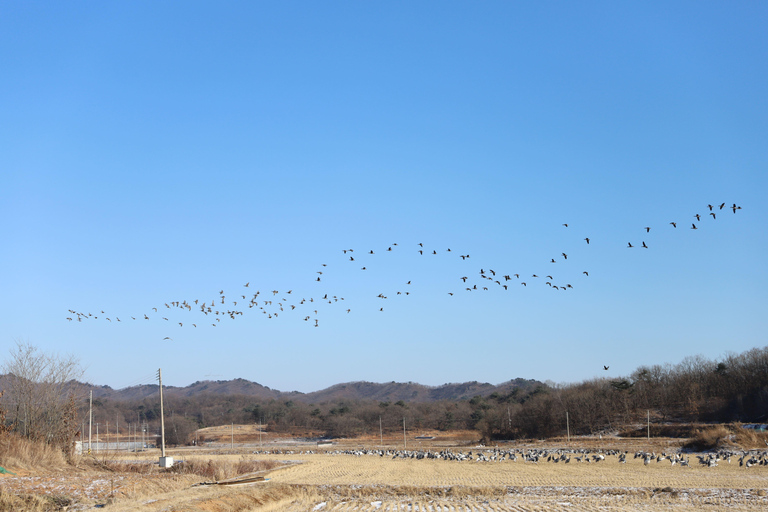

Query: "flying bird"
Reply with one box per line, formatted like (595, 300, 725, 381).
(584, 238, 590, 244)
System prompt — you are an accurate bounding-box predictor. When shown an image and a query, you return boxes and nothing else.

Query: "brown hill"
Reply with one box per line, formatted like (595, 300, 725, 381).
(81, 377, 541, 403)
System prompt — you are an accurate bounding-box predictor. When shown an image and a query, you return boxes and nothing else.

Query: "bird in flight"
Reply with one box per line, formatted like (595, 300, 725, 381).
(670, 222, 677, 228)
(584, 238, 590, 244)
(603, 365, 609, 370)
(627, 242, 633, 248)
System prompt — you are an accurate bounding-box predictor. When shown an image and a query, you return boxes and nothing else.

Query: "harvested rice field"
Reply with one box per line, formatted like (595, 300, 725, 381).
(4, 437, 768, 511)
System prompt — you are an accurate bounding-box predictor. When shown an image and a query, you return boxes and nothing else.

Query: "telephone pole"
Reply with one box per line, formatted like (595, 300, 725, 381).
(157, 368, 173, 467)
(88, 390, 93, 454)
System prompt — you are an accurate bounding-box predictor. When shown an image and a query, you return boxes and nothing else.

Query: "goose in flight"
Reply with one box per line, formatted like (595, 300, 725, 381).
(670, 222, 677, 228)
(584, 238, 590, 244)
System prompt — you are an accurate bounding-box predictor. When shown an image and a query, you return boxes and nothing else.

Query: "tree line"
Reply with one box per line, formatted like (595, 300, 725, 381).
(2, 343, 767, 448)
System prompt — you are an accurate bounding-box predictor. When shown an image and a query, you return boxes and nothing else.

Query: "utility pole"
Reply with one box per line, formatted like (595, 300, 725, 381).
(88, 391, 93, 454)
(647, 410, 650, 441)
(403, 417, 406, 450)
(157, 368, 172, 467)
(379, 416, 383, 449)
(231, 422, 234, 450)
(566, 411, 570, 444)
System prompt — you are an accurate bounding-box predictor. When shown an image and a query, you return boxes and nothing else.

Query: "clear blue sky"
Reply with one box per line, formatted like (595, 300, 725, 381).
(2, 1, 766, 393)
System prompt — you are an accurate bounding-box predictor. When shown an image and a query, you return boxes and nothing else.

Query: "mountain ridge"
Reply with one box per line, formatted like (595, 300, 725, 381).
(83, 377, 542, 403)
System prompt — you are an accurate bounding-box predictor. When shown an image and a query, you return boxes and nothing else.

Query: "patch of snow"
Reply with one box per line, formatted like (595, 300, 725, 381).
(312, 502, 327, 511)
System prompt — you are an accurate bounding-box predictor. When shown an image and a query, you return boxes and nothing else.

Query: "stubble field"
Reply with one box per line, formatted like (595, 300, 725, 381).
(4, 431, 768, 511)
(91, 433, 768, 512)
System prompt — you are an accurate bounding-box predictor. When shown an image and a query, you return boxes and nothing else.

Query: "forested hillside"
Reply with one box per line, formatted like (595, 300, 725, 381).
(62, 346, 768, 444)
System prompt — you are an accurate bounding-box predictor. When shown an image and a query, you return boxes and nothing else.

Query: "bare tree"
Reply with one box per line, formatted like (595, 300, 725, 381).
(1, 341, 84, 451)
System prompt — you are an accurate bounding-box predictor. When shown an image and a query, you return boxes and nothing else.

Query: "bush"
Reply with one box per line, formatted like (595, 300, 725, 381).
(683, 425, 735, 451)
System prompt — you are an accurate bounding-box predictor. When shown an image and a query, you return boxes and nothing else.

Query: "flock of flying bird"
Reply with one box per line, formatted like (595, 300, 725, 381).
(68, 202, 742, 335)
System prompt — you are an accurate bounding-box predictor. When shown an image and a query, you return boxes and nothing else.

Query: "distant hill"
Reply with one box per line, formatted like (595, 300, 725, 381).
(82, 376, 542, 403)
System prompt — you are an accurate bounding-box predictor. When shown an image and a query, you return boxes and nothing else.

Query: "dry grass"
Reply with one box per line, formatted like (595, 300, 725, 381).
(0, 489, 73, 512)
(0, 433, 67, 470)
(733, 426, 768, 449)
(682, 424, 768, 451)
(168, 456, 282, 481)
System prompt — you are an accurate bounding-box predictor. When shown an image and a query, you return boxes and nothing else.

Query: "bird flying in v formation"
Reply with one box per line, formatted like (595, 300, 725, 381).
(68, 200, 743, 330)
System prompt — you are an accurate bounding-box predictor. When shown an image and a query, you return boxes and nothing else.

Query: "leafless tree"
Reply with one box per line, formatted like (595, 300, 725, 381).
(1, 340, 84, 451)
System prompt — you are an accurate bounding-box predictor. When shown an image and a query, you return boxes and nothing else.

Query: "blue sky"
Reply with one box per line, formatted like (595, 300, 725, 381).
(2, 1, 766, 393)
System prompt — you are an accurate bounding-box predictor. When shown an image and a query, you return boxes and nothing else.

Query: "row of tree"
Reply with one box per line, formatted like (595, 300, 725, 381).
(2, 342, 767, 448)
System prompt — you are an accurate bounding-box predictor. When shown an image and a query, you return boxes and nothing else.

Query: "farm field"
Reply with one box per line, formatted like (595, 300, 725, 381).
(5, 433, 765, 512)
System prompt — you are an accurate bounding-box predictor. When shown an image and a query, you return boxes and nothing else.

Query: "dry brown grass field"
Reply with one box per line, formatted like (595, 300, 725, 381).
(2, 428, 768, 511)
